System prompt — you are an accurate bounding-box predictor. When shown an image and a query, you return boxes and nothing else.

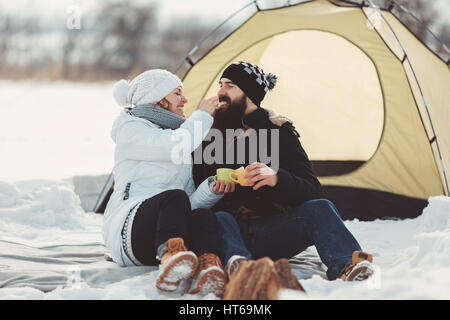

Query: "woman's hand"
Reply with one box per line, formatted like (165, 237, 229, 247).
(244, 162, 278, 190)
(198, 96, 219, 116)
(213, 180, 236, 195)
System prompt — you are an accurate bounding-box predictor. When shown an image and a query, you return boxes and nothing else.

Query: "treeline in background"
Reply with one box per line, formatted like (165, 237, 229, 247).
(0, 0, 448, 82)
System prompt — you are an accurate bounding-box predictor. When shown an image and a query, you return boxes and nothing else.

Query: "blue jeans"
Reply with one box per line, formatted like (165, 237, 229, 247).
(215, 199, 362, 280)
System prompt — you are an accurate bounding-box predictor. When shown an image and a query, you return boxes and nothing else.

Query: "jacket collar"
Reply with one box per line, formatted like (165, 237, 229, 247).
(242, 107, 270, 129)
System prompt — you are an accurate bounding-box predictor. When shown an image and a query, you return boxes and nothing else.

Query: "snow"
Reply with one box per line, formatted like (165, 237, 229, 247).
(281, 195, 450, 300)
(0, 80, 117, 181)
(1, 80, 450, 300)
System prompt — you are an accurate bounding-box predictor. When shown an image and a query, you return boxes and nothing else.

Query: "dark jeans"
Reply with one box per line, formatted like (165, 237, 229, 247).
(129, 189, 221, 266)
(215, 199, 362, 280)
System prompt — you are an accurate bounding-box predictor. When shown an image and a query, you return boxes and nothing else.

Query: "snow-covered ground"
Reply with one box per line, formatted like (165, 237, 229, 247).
(1, 80, 450, 300)
(0, 80, 117, 181)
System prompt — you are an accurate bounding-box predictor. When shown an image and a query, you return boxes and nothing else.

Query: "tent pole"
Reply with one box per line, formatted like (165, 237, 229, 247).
(387, 1, 394, 12)
(93, 172, 113, 213)
(254, 0, 261, 11)
(173, 0, 258, 74)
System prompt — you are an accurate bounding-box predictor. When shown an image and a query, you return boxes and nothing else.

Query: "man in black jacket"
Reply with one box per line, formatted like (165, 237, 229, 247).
(193, 61, 374, 281)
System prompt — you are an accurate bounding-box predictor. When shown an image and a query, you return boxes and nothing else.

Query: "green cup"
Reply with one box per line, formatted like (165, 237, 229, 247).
(213, 168, 235, 182)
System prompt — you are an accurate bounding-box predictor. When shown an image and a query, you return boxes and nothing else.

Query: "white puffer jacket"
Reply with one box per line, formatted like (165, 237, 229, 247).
(103, 108, 222, 267)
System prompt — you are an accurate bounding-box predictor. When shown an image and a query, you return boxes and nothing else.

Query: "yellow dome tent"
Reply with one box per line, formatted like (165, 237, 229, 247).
(95, 0, 449, 221)
(175, 0, 449, 220)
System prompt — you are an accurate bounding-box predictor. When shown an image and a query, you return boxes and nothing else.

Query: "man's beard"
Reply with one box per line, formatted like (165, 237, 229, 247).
(213, 94, 247, 133)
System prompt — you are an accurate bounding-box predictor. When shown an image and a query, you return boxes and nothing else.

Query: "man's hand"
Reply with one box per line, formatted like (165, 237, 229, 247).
(213, 179, 236, 195)
(244, 162, 278, 190)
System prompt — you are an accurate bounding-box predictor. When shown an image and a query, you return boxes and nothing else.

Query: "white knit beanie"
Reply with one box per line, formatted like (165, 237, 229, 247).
(113, 69, 183, 107)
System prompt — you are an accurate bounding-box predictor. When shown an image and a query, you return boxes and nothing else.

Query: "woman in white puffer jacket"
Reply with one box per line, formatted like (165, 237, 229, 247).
(103, 69, 234, 297)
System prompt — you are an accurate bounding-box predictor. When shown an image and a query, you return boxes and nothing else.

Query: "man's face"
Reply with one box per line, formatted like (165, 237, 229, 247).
(214, 78, 247, 131)
(217, 78, 246, 110)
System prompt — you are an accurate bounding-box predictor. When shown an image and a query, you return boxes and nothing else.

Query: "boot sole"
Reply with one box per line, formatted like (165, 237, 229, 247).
(189, 267, 226, 297)
(156, 251, 198, 292)
(346, 261, 374, 281)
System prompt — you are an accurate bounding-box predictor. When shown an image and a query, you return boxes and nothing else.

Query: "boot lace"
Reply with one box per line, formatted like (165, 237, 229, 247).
(342, 263, 355, 278)
(168, 238, 186, 254)
(198, 254, 222, 272)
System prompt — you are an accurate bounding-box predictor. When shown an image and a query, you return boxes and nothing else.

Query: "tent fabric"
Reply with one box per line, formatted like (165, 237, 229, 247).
(382, 12, 450, 195)
(323, 186, 428, 221)
(179, 0, 449, 220)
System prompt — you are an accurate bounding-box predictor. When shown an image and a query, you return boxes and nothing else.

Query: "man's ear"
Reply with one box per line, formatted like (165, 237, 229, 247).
(244, 97, 258, 114)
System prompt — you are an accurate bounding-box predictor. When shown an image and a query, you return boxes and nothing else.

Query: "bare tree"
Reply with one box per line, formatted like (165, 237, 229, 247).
(158, 17, 220, 71)
(92, 0, 157, 78)
(0, 13, 11, 74)
(0, 0, 447, 81)
(393, 0, 439, 43)
(369, 0, 448, 60)
(436, 23, 450, 59)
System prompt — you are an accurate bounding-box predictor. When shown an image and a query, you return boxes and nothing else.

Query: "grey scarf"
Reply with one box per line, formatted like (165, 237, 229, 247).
(129, 104, 185, 129)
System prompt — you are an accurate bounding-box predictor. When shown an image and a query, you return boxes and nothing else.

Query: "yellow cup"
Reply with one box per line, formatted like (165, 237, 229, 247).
(214, 168, 235, 182)
(229, 168, 254, 186)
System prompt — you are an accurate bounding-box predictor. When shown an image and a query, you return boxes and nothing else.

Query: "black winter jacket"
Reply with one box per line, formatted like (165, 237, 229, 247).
(193, 108, 323, 218)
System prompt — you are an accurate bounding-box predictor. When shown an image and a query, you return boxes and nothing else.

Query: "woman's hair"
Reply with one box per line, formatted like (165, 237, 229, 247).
(157, 98, 171, 109)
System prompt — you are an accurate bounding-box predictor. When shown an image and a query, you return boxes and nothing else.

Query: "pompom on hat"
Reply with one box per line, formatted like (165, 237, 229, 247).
(113, 69, 183, 107)
(220, 61, 277, 107)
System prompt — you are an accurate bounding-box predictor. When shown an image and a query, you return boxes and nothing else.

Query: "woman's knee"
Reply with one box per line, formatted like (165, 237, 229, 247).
(155, 189, 191, 218)
(164, 189, 189, 202)
(159, 189, 191, 209)
(191, 208, 216, 222)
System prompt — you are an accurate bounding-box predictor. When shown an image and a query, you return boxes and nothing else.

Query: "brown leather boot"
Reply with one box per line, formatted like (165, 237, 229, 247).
(188, 253, 226, 297)
(155, 238, 197, 292)
(225, 255, 248, 280)
(223, 257, 306, 300)
(340, 251, 374, 281)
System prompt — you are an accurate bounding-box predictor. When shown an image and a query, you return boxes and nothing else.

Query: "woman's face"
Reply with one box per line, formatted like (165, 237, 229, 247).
(159, 87, 188, 118)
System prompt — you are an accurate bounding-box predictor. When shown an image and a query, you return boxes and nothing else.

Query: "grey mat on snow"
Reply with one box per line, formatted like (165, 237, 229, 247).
(0, 239, 326, 293)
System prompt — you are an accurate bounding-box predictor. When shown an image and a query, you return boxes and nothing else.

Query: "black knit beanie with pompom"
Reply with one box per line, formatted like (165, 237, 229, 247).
(220, 61, 277, 107)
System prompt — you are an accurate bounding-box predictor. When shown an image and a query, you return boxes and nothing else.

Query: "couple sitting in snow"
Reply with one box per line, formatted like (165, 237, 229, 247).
(103, 61, 375, 298)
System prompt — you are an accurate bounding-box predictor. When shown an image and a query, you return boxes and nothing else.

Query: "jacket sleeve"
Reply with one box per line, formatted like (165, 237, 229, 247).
(258, 125, 324, 207)
(116, 110, 213, 163)
(186, 176, 223, 210)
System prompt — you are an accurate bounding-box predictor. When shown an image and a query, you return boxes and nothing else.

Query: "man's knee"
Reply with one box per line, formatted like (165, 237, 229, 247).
(298, 199, 340, 218)
(216, 210, 232, 218)
(215, 211, 237, 225)
(303, 198, 335, 208)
